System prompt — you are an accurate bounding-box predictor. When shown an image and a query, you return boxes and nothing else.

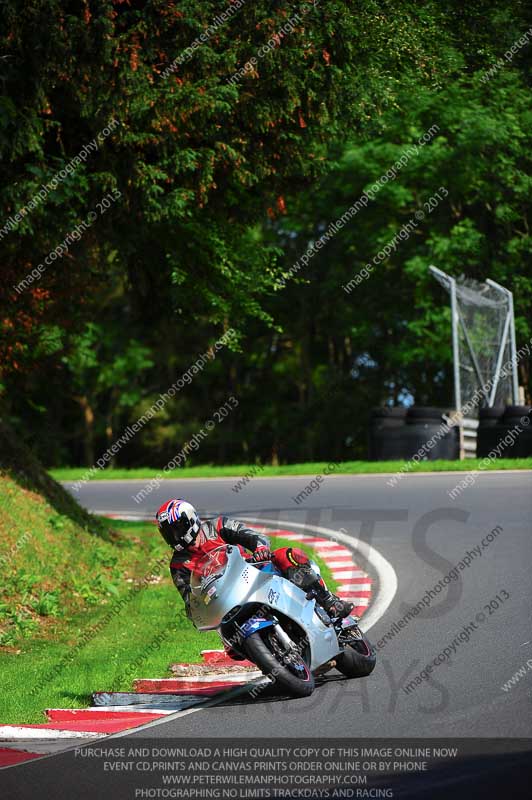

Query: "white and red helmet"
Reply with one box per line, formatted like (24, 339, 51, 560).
(156, 499, 201, 550)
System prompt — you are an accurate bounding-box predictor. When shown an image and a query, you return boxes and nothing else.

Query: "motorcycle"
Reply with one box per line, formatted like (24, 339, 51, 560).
(189, 543, 376, 697)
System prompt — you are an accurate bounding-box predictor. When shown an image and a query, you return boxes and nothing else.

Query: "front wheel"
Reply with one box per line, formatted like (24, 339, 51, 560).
(244, 628, 315, 698)
(336, 629, 376, 678)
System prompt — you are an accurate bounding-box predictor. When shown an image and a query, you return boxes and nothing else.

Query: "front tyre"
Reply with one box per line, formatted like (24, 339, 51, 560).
(244, 628, 315, 698)
(336, 629, 376, 678)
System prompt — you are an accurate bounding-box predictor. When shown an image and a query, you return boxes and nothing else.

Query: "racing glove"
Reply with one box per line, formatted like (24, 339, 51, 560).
(252, 544, 271, 563)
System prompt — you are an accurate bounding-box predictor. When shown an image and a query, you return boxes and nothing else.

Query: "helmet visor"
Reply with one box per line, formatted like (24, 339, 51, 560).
(172, 512, 199, 549)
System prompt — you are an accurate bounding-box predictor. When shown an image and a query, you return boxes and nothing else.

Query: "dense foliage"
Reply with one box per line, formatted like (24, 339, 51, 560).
(1, 0, 530, 465)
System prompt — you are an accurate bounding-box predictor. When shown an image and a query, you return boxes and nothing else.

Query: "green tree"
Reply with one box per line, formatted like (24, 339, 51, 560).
(252, 66, 531, 459)
(62, 323, 153, 466)
(1, 0, 530, 465)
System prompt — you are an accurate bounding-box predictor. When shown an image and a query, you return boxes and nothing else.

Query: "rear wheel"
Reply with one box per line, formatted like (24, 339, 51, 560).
(336, 629, 376, 678)
(244, 627, 315, 697)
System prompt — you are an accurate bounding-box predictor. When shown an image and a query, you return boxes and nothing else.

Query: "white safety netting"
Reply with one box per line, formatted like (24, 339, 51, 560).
(431, 271, 515, 414)
(456, 279, 513, 410)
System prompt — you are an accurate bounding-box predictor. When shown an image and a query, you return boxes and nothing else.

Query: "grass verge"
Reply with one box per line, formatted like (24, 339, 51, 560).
(50, 458, 532, 483)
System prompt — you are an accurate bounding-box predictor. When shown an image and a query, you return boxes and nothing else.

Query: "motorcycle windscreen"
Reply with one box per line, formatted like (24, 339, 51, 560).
(189, 546, 229, 592)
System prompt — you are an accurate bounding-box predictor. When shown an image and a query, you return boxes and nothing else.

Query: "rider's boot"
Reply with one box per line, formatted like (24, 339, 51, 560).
(287, 562, 354, 619)
(313, 584, 354, 619)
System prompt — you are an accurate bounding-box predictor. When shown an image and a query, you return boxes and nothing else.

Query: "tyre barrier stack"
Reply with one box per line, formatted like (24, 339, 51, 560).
(369, 404, 532, 461)
(368, 406, 459, 461)
(368, 407, 408, 461)
(477, 405, 532, 458)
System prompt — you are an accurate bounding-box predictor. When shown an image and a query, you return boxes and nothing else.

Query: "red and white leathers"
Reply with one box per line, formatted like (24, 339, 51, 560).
(168, 515, 353, 622)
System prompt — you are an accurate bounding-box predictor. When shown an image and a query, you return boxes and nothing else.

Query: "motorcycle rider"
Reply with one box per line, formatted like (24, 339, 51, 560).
(156, 498, 354, 625)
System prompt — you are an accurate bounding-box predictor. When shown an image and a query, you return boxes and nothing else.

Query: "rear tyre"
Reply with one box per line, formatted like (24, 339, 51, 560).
(244, 628, 315, 698)
(336, 630, 376, 678)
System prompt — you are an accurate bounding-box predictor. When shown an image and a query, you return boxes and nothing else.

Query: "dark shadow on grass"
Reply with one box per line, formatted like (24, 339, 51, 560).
(0, 418, 114, 539)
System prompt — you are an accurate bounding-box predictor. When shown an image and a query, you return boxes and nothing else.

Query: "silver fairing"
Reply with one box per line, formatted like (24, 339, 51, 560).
(189, 546, 342, 671)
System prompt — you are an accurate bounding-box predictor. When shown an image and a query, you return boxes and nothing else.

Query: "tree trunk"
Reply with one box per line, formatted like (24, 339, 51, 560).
(75, 395, 95, 467)
(105, 413, 115, 468)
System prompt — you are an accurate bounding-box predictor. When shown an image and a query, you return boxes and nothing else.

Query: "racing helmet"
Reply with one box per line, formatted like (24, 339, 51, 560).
(156, 498, 201, 550)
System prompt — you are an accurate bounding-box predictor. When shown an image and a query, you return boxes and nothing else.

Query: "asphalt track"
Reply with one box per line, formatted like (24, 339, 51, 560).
(3, 471, 531, 799)
(72, 471, 532, 738)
